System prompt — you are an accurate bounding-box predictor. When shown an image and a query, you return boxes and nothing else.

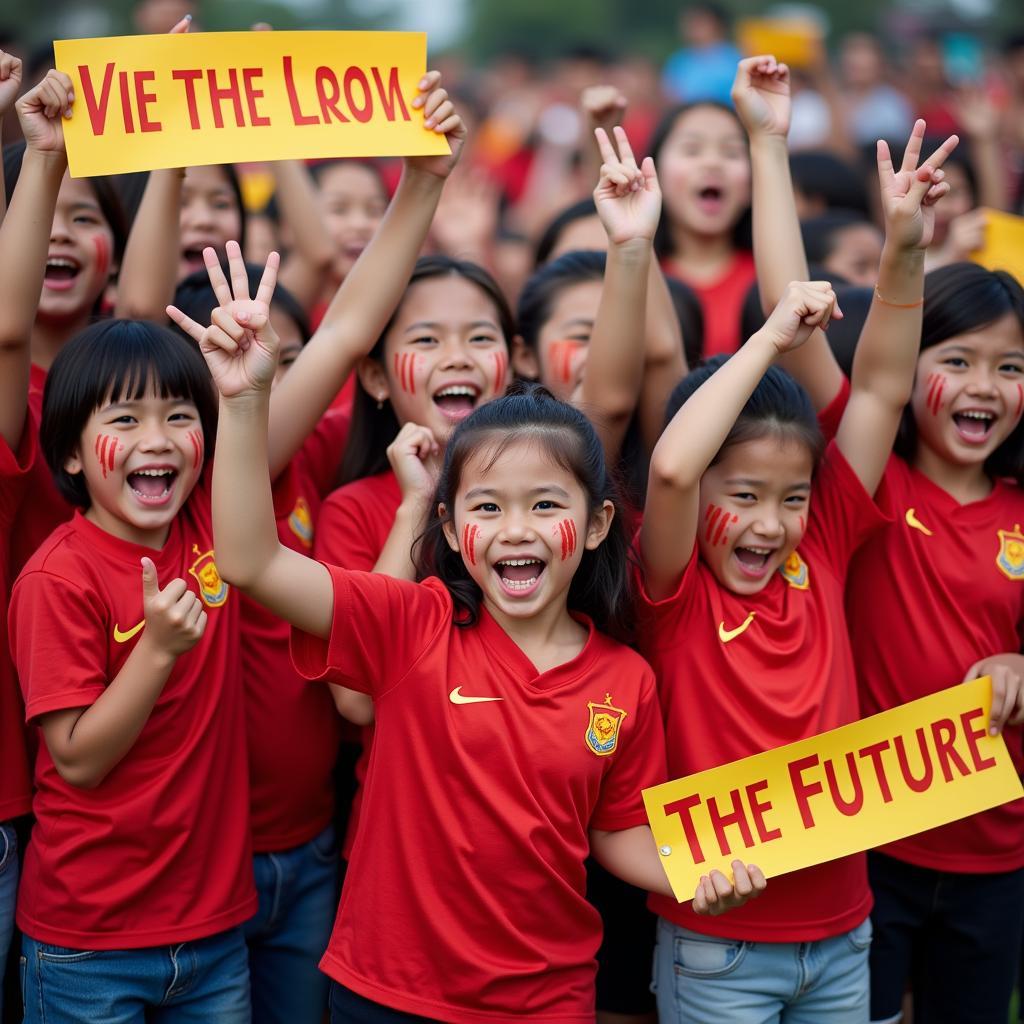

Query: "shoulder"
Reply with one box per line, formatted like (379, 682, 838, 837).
(322, 470, 399, 516)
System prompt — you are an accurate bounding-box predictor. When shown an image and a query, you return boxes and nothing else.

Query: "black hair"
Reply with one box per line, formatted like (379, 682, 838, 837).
(666, 276, 706, 368)
(170, 261, 310, 349)
(41, 319, 217, 509)
(517, 250, 606, 354)
(3, 140, 128, 266)
(738, 266, 853, 349)
(801, 210, 876, 265)
(339, 254, 516, 485)
(534, 198, 598, 267)
(895, 263, 1024, 481)
(790, 151, 870, 218)
(417, 382, 633, 638)
(665, 355, 825, 469)
(648, 102, 753, 260)
(309, 157, 388, 196)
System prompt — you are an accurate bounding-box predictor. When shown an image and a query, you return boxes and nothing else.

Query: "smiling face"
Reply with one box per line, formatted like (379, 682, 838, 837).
(442, 435, 613, 626)
(911, 312, 1024, 473)
(657, 106, 750, 240)
(698, 434, 815, 596)
(318, 162, 388, 283)
(535, 279, 603, 403)
(179, 165, 243, 280)
(39, 174, 116, 324)
(363, 275, 510, 442)
(66, 382, 205, 549)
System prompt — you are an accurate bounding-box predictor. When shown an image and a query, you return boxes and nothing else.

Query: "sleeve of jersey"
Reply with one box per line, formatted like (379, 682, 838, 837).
(817, 374, 850, 442)
(293, 409, 350, 500)
(0, 424, 36, 529)
(10, 571, 109, 721)
(590, 670, 668, 831)
(291, 567, 450, 697)
(803, 441, 892, 576)
(314, 488, 378, 571)
(632, 536, 702, 654)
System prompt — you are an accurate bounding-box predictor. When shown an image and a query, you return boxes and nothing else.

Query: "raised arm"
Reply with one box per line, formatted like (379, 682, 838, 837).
(581, 126, 660, 462)
(835, 126, 958, 495)
(0, 71, 70, 449)
(733, 54, 845, 412)
(273, 158, 336, 310)
(0, 50, 24, 223)
(641, 282, 836, 600)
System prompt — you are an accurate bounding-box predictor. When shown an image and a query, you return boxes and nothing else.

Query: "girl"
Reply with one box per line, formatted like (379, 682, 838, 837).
(738, 52, 1024, 1024)
(638, 95, 955, 1021)
(200, 270, 764, 1020)
(649, 100, 755, 358)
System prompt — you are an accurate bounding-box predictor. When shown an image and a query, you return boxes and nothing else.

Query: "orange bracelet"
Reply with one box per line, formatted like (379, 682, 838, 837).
(874, 289, 924, 308)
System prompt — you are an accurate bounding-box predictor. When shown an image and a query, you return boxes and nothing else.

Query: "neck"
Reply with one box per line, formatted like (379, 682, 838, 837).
(912, 441, 992, 503)
(669, 223, 735, 278)
(32, 314, 92, 371)
(483, 594, 586, 671)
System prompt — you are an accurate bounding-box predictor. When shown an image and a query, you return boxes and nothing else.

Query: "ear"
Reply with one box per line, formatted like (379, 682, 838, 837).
(510, 335, 539, 381)
(584, 499, 615, 550)
(439, 503, 460, 552)
(64, 448, 84, 476)
(356, 356, 390, 405)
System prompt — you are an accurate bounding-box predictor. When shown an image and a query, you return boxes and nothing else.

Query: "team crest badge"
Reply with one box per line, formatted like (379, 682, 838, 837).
(188, 544, 230, 607)
(585, 693, 627, 757)
(996, 525, 1024, 581)
(288, 496, 314, 548)
(780, 550, 809, 589)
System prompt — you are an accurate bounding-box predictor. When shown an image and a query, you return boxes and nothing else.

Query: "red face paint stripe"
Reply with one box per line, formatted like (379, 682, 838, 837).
(97, 435, 110, 477)
(718, 514, 737, 545)
(705, 505, 722, 541)
(94, 435, 102, 458)
(107, 439, 117, 471)
(1016, 384, 1023, 419)
(558, 520, 568, 560)
(569, 520, 577, 556)
(492, 352, 507, 395)
(712, 512, 730, 545)
(799, 515, 806, 534)
(462, 524, 478, 565)
(93, 235, 111, 283)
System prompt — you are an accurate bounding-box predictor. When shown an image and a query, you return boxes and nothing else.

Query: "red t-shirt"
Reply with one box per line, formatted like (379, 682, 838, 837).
(636, 443, 886, 941)
(315, 469, 402, 857)
(847, 454, 1024, 872)
(0, 426, 35, 821)
(292, 570, 666, 1023)
(664, 250, 757, 359)
(243, 409, 349, 852)
(9, 479, 257, 949)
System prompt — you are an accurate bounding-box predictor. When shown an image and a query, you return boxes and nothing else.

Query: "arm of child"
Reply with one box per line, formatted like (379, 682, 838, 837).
(273, 158, 336, 311)
(590, 826, 766, 913)
(37, 558, 206, 789)
(582, 126, 660, 462)
(0, 71, 70, 450)
(0, 50, 23, 223)
(835, 125, 959, 496)
(262, 72, 465, 478)
(641, 281, 838, 600)
(734, 55, 846, 413)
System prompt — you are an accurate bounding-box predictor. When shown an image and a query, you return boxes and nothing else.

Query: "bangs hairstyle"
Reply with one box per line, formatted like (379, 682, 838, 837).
(417, 382, 633, 639)
(517, 250, 606, 354)
(340, 254, 515, 485)
(896, 263, 1024, 482)
(534, 198, 598, 267)
(648, 102, 752, 260)
(666, 355, 824, 468)
(41, 319, 217, 509)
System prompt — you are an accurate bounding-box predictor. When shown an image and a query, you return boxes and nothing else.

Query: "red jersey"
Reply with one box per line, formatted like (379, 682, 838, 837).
(315, 469, 402, 857)
(847, 454, 1024, 872)
(292, 569, 666, 1023)
(243, 409, 349, 851)
(9, 478, 257, 948)
(664, 250, 757, 359)
(637, 443, 886, 941)
(0, 427, 35, 821)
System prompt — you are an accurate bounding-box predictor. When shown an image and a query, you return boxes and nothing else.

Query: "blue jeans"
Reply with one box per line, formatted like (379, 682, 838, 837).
(20, 926, 250, 1024)
(653, 915, 871, 1024)
(0, 823, 18, 1024)
(244, 824, 338, 1024)
(329, 982, 441, 1023)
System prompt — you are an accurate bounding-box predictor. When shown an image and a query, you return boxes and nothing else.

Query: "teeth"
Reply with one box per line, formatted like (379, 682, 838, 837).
(498, 558, 541, 567)
(960, 411, 994, 420)
(46, 258, 78, 269)
(502, 577, 539, 590)
(133, 469, 172, 476)
(740, 547, 772, 555)
(436, 385, 477, 398)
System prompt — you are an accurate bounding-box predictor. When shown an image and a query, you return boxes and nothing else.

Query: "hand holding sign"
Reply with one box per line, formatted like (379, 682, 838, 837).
(962, 654, 1024, 735)
(16, 70, 75, 157)
(405, 70, 464, 180)
(693, 860, 767, 916)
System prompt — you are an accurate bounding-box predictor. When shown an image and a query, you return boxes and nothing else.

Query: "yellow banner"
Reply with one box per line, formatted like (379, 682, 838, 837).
(970, 208, 1024, 285)
(736, 18, 824, 69)
(54, 31, 450, 177)
(644, 678, 1023, 902)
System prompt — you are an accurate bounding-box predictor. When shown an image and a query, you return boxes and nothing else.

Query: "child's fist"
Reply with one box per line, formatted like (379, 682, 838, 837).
(140, 558, 207, 657)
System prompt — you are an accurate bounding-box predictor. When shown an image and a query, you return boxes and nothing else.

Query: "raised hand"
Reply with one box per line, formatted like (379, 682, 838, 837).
(167, 241, 281, 398)
(0, 50, 23, 120)
(16, 69, 74, 155)
(692, 860, 767, 916)
(761, 280, 842, 355)
(731, 55, 791, 138)
(140, 557, 207, 657)
(387, 421, 441, 503)
(877, 120, 959, 252)
(593, 125, 661, 246)
(406, 70, 466, 180)
(581, 84, 627, 136)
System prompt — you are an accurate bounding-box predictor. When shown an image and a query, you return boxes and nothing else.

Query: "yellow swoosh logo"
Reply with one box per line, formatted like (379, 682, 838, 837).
(905, 508, 934, 536)
(113, 619, 146, 644)
(718, 611, 756, 644)
(449, 686, 503, 705)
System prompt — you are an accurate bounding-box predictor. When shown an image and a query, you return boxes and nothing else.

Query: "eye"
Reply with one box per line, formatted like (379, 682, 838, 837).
(533, 500, 563, 511)
(110, 414, 136, 425)
(784, 495, 808, 508)
(280, 353, 299, 368)
(471, 502, 499, 513)
(470, 333, 498, 345)
(731, 492, 756, 503)
(74, 213, 101, 225)
(1000, 363, 1024, 375)
(169, 412, 195, 423)
(942, 357, 968, 368)
(410, 335, 438, 346)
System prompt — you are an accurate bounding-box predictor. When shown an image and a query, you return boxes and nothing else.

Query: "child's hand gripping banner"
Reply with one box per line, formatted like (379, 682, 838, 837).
(54, 31, 450, 177)
(644, 677, 1024, 901)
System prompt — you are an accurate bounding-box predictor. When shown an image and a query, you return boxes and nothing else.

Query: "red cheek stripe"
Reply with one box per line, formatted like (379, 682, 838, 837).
(187, 430, 204, 470)
(95, 434, 114, 478)
(549, 341, 583, 385)
(557, 519, 577, 560)
(926, 372, 945, 417)
(799, 515, 806, 534)
(93, 235, 111, 283)
(462, 524, 478, 565)
(491, 351, 508, 395)
(1016, 384, 1023, 420)
(704, 504, 737, 545)
(394, 353, 418, 395)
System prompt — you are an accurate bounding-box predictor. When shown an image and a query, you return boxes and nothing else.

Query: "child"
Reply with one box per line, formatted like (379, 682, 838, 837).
(199, 256, 764, 1018)
(637, 99, 954, 1017)
(738, 52, 1024, 1024)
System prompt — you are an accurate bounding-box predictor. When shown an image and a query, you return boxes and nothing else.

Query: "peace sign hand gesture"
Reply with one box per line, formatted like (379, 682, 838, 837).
(877, 120, 959, 252)
(593, 125, 661, 246)
(167, 241, 281, 399)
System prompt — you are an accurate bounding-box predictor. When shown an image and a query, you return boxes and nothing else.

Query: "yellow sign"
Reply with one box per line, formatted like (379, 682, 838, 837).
(54, 31, 450, 177)
(970, 208, 1024, 285)
(737, 18, 824, 69)
(644, 677, 1023, 902)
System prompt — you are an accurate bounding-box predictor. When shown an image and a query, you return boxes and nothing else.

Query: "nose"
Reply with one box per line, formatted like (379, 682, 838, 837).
(498, 509, 536, 545)
(751, 506, 784, 538)
(137, 420, 173, 453)
(964, 368, 998, 397)
(438, 337, 475, 371)
(183, 199, 215, 231)
(50, 212, 72, 244)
